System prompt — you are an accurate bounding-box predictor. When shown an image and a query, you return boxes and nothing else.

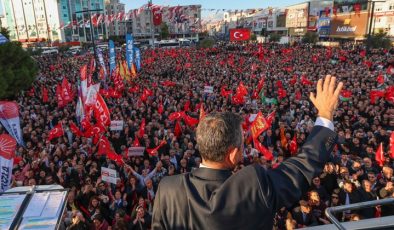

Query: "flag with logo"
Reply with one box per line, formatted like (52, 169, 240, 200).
(134, 47, 141, 72)
(109, 40, 116, 75)
(0, 101, 24, 146)
(126, 34, 134, 70)
(0, 134, 16, 192)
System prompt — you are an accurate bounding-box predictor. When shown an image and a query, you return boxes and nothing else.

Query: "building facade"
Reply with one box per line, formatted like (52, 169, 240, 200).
(373, 0, 394, 36)
(105, 0, 126, 36)
(58, 0, 106, 42)
(2, 0, 63, 42)
(129, 5, 201, 40)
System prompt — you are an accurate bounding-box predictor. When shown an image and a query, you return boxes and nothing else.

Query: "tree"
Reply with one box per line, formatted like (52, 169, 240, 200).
(251, 33, 257, 41)
(269, 33, 281, 43)
(198, 38, 215, 48)
(302, 32, 319, 44)
(160, 22, 169, 40)
(366, 30, 392, 49)
(0, 42, 38, 99)
(1, 27, 10, 40)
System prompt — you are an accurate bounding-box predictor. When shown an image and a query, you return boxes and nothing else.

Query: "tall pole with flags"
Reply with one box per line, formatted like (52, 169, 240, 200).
(148, 0, 155, 47)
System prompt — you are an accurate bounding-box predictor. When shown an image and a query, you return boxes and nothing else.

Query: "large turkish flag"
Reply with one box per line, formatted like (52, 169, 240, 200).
(229, 28, 251, 41)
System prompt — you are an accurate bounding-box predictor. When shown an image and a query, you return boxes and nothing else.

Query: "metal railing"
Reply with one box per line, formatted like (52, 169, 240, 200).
(325, 198, 394, 230)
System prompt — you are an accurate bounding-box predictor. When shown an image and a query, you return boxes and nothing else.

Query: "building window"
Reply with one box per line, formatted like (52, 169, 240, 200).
(63, 6, 66, 9)
(390, 4, 394, 10)
(64, 14, 67, 17)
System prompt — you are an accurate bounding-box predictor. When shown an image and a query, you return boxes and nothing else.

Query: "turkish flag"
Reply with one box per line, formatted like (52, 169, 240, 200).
(250, 112, 269, 140)
(169, 111, 185, 121)
(69, 122, 83, 137)
(253, 139, 273, 161)
(98, 136, 111, 155)
(107, 151, 123, 165)
(42, 87, 49, 103)
(146, 140, 166, 156)
(183, 114, 199, 127)
(133, 137, 141, 147)
(370, 90, 385, 104)
(221, 86, 232, 98)
(311, 55, 318, 63)
(278, 88, 287, 99)
(229, 28, 251, 41)
(385, 86, 394, 103)
(301, 75, 313, 86)
(152, 8, 162, 26)
(390, 132, 394, 159)
(289, 135, 298, 155)
(48, 123, 64, 141)
(377, 75, 385, 85)
(139, 118, 146, 137)
(354, 3, 361, 14)
(184, 100, 191, 112)
(387, 65, 394, 75)
(266, 111, 276, 128)
(84, 124, 105, 138)
(295, 91, 302, 101)
(158, 102, 164, 115)
(375, 143, 384, 167)
(360, 50, 366, 57)
(0, 134, 16, 160)
(56, 84, 65, 108)
(174, 121, 182, 138)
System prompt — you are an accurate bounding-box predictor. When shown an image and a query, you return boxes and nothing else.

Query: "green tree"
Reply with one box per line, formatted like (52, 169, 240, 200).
(0, 42, 38, 99)
(251, 33, 257, 41)
(160, 22, 169, 40)
(198, 38, 215, 48)
(1, 27, 10, 40)
(366, 30, 392, 49)
(58, 45, 71, 53)
(269, 33, 281, 43)
(302, 32, 319, 44)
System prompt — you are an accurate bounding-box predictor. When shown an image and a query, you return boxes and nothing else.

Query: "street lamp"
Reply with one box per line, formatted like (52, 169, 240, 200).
(75, 8, 103, 62)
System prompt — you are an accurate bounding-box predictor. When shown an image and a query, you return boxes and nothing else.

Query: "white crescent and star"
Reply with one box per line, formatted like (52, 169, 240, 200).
(233, 32, 243, 39)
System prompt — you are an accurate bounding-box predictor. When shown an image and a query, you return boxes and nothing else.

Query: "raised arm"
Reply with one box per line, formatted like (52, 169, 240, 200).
(264, 75, 343, 210)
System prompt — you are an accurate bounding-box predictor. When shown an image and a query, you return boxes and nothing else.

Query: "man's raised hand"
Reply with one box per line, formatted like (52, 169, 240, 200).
(309, 75, 343, 121)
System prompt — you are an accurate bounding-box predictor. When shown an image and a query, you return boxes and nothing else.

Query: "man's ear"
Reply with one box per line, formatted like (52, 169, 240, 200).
(227, 147, 241, 166)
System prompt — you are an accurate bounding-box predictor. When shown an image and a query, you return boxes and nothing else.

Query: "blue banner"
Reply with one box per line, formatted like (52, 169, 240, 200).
(0, 34, 9, 45)
(134, 47, 141, 72)
(125, 34, 134, 70)
(109, 40, 116, 75)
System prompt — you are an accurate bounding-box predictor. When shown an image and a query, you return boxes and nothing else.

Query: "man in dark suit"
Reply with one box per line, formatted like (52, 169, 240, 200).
(152, 76, 343, 229)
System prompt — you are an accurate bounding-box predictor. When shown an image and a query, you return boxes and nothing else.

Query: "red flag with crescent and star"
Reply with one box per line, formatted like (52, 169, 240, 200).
(229, 28, 251, 41)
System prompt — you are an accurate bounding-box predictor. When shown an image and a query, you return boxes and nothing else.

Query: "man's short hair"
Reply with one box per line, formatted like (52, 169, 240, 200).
(196, 112, 243, 162)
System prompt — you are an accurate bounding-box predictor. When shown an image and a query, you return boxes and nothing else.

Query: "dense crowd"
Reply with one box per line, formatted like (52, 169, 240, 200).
(6, 42, 394, 230)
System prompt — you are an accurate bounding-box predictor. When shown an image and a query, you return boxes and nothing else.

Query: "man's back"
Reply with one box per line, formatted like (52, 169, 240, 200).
(152, 126, 336, 229)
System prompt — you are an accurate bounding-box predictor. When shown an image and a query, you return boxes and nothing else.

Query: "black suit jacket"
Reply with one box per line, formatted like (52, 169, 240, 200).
(152, 126, 337, 230)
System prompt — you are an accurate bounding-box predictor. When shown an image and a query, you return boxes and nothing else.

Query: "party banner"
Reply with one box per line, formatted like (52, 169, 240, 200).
(96, 48, 108, 81)
(125, 34, 134, 70)
(134, 47, 141, 72)
(0, 101, 24, 146)
(109, 40, 116, 75)
(0, 134, 16, 192)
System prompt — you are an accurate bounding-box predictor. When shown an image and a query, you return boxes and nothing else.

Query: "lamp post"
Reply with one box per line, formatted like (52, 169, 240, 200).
(75, 8, 102, 62)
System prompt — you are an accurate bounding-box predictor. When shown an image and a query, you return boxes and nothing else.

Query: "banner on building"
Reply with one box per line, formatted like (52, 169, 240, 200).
(285, 3, 309, 28)
(330, 12, 368, 38)
(101, 167, 118, 184)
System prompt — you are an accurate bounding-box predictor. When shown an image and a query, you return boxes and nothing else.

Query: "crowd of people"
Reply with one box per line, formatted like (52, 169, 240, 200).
(5, 41, 394, 230)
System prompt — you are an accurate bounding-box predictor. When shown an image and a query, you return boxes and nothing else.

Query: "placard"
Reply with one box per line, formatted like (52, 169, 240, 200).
(128, 147, 145, 156)
(204, 86, 214, 94)
(110, 120, 124, 131)
(101, 167, 118, 184)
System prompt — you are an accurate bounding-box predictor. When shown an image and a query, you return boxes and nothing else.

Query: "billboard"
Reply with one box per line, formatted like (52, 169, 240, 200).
(286, 3, 309, 28)
(333, 0, 368, 14)
(330, 12, 368, 38)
